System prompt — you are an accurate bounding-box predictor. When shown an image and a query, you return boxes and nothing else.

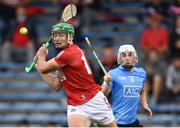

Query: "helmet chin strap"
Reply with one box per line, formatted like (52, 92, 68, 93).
(67, 33, 73, 44)
(122, 64, 134, 70)
(60, 34, 72, 50)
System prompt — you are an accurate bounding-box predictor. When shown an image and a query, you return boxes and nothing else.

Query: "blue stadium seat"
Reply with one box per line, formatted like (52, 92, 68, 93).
(12, 103, 36, 112)
(82, 32, 141, 38)
(35, 103, 66, 112)
(32, 82, 50, 89)
(51, 114, 67, 126)
(0, 62, 26, 69)
(24, 93, 60, 101)
(16, 72, 40, 79)
(152, 114, 175, 123)
(0, 92, 61, 101)
(0, 72, 14, 78)
(27, 113, 51, 123)
(1, 114, 26, 123)
(94, 23, 145, 30)
(4, 82, 30, 89)
(151, 104, 180, 113)
(0, 82, 7, 88)
(0, 103, 12, 111)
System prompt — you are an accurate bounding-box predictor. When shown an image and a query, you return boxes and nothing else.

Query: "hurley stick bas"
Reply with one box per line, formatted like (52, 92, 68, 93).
(85, 37, 111, 83)
(25, 4, 77, 73)
(85, 37, 107, 74)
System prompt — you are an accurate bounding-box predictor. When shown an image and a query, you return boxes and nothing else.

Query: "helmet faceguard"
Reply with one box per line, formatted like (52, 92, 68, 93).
(117, 44, 138, 68)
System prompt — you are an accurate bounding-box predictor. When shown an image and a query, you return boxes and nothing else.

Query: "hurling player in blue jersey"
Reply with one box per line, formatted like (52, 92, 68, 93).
(102, 44, 152, 127)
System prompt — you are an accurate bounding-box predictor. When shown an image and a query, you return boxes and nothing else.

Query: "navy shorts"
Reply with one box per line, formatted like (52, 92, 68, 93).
(117, 119, 143, 127)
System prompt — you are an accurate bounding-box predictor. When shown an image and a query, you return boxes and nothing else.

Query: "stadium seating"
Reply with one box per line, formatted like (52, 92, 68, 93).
(0, 0, 179, 127)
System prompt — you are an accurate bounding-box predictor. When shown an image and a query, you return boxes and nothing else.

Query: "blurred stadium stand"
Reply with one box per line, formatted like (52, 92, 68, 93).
(0, 0, 179, 127)
(0, 0, 67, 127)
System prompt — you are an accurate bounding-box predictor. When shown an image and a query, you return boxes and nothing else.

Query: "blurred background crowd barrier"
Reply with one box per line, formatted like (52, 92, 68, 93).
(0, 0, 179, 127)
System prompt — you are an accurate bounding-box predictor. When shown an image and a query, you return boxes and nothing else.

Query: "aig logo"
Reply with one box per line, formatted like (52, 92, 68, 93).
(123, 86, 141, 97)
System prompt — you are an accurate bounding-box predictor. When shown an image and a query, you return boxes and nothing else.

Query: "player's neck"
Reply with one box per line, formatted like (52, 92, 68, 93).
(129, 68, 134, 72)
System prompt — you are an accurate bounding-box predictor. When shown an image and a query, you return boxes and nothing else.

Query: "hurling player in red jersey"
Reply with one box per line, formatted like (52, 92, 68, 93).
(35, 23, 117, 127)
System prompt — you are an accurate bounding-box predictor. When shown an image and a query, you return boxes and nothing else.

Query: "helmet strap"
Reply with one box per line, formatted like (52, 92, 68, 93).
(67, 33, 73, 44)
(122, 64, 134, 71)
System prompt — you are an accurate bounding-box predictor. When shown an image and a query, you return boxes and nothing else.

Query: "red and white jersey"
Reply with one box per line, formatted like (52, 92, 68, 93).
(54, 43, 101, 106)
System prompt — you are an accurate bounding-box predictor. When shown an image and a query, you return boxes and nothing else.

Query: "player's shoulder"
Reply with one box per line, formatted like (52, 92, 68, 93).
(56, 44, 76, 58)
(108, 67, 119, 74)
(134, 67, 146, 75)
(62, 44, 78, 53)
(56, 50, 65, 58)
(66, 43, 81, 52)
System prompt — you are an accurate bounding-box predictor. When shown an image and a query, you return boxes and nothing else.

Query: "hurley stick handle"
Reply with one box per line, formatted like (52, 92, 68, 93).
(25, 41, 50, 73)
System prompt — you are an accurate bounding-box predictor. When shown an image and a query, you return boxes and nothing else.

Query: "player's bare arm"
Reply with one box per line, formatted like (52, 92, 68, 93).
(101, 73, 111, 96)
(35, 46, 63, 91)
(140, 87, 153, 119)
(38, 72, 62, 91)
(35, 62, 62, 91)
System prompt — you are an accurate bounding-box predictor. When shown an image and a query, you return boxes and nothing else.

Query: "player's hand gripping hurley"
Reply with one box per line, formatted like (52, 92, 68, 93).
(25, 4, 77, 73)
(25, 40, 50, 73)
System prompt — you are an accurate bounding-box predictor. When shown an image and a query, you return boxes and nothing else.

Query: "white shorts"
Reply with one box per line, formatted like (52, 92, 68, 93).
(67, 91, 115, 125)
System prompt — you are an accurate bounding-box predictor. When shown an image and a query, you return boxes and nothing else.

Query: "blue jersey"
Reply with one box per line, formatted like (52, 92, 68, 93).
(102, 65, 146, 124)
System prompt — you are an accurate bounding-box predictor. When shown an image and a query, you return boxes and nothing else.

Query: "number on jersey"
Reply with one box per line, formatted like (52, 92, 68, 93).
(81, 55, 92, 75)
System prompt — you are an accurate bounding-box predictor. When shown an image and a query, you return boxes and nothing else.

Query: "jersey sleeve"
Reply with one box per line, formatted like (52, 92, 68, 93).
(54, 50, 71, 67)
